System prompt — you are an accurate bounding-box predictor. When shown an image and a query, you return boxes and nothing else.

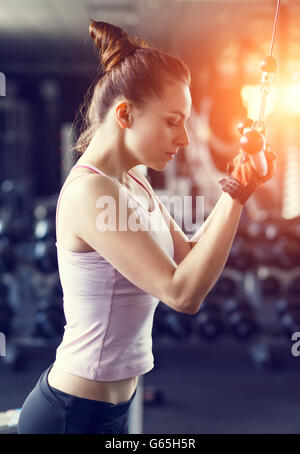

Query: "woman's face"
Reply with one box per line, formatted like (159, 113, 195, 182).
(126, 81, 192, 170)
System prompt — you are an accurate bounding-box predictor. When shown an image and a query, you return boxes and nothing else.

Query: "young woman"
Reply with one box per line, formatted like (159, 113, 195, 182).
(18, 21, 276, 434)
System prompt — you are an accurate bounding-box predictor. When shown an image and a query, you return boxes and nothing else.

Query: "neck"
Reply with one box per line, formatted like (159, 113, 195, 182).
(77, 126, 141, 184)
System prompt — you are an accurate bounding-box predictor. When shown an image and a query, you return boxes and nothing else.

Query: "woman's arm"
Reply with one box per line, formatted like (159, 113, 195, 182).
(132, 168, 243, 314)
(77, 173, 243, 316)
(172, 192, 243, 313)
(133, 167, 224, 259)
(188, 192, 225, 247)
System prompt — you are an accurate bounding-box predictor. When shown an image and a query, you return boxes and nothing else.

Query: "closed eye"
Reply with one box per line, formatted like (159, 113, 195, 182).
(168, 121, 178, 127)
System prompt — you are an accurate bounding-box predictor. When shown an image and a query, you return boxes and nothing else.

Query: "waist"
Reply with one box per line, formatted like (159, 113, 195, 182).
(48, 364, 138, 405)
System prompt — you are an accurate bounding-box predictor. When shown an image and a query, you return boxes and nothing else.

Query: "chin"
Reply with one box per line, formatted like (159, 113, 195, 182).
(154, 165, 166, 172)
(148, 161, 168, 172)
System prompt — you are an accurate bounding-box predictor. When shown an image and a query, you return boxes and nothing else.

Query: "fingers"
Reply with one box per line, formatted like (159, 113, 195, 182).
(258, 144, 277, 183)
(229, 142, 277, 185)
(228, 150, 260, 186)
(226, 160, 234, 175)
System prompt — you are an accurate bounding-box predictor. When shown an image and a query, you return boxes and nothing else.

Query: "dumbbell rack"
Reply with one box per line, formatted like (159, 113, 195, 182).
(1, 238, 63, 370)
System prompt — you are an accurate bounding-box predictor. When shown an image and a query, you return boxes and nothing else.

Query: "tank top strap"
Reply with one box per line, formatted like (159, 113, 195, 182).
(126, 170, 153, 201)
(56, 165, 126, 244)
(55, 172, 93, 239)
(73, 165, 152, 199)
(73, 164, 154, 212)
(72, 164, 124, 188)
(58, 163, 154, 221)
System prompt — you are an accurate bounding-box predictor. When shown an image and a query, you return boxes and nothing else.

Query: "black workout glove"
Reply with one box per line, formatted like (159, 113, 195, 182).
(219, 143, 277, 205)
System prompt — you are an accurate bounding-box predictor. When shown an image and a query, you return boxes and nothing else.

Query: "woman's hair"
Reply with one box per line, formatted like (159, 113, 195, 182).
(72, 20, 191, 156)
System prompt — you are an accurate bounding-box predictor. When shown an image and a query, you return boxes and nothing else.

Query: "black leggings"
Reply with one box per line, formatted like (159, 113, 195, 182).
(18, 365, 137, 434)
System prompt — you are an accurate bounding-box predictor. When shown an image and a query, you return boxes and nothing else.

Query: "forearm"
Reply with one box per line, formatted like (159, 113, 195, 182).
(189, 192, 225, 244)
(172, 192, 243, 313)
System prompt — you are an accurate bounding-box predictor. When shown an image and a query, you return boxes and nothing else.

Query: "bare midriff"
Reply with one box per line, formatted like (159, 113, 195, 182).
(47, 366, 138, 404)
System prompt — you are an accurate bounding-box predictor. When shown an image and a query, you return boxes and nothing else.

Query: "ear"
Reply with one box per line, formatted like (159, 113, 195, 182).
(115, 101, 132, 129)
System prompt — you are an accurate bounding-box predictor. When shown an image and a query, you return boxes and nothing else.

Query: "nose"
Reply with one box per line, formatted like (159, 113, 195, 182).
(176, 125, 190, 148)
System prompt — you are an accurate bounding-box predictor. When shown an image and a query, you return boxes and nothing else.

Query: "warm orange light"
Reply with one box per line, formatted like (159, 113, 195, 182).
(240, 84, 277, 120)
(241, 73, 300, 120)
(281, 80, 300, 114)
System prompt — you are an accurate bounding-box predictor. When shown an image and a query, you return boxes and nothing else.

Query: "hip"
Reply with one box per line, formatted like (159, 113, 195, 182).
(48, 363, 138, 405)
(18, 365, 136, 434)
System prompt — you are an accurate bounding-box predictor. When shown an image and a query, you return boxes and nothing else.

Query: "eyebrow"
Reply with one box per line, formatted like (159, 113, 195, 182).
(169, 110, 189, 119)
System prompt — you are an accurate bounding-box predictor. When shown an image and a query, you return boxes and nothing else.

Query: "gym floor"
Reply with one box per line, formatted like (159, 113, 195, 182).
(0, 335, 300, 434)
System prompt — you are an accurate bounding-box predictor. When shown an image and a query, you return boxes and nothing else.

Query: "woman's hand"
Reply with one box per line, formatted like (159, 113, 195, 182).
(226, 143, 277, 187)
(219, 143, 277, 205)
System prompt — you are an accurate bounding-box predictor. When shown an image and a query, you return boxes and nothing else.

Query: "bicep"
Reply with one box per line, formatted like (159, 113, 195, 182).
(75, 177, 184, 312)
(132, 169, 194, 263)
(154, 195, 194, 263)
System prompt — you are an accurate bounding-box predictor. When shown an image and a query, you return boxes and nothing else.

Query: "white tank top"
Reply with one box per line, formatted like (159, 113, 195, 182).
(53, 164, 174, 381)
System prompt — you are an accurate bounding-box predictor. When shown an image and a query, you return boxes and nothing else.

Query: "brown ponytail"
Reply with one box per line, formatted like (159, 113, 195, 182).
(89, 20, 149, 72)
(72, 20, 191, 156)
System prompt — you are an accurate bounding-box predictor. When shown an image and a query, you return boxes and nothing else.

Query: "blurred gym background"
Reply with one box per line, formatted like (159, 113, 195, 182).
(1, 0, 300, 434)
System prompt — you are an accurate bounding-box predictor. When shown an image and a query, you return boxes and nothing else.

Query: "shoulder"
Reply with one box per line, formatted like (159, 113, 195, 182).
(72, 166, 155, 206)
(71, 169, 118, 196)
(69, 172, 126, 222)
